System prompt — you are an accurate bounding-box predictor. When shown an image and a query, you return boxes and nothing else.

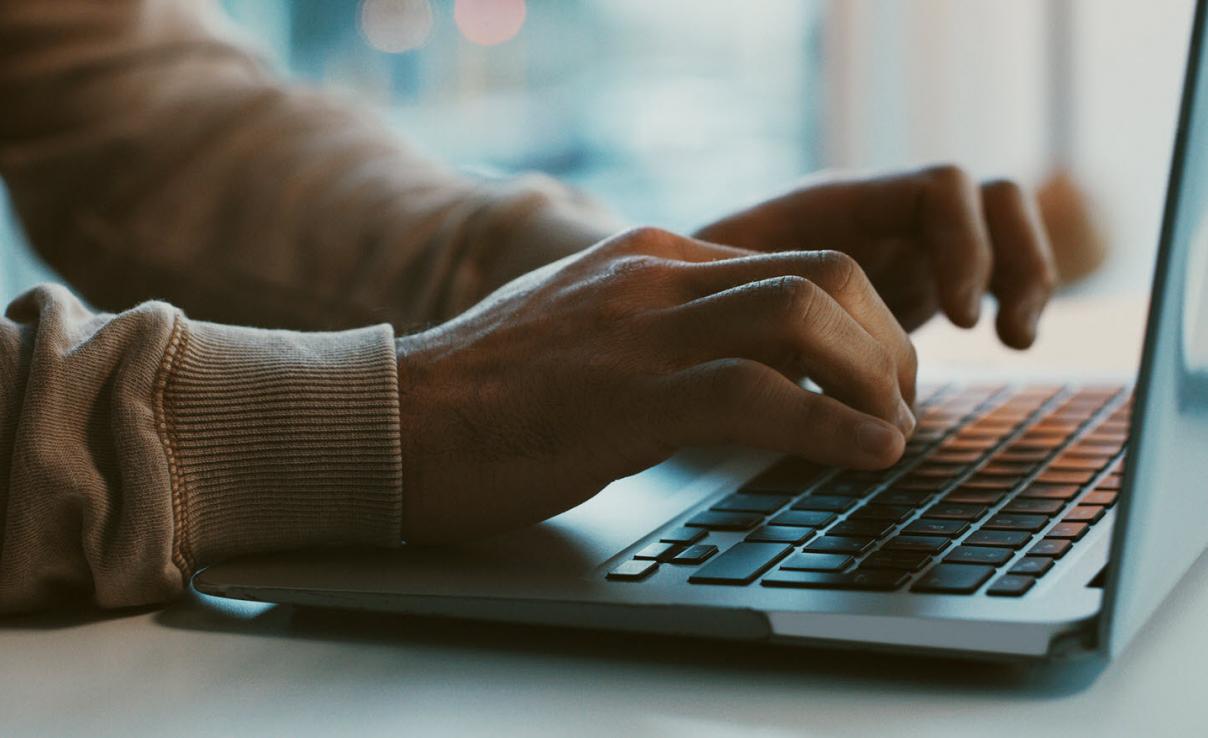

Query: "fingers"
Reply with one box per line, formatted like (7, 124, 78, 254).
(657, 359, 906, 469)
(981, 180, 1058, 349)
(694, 166, 1057, 349)
(906, 166, 996, 328)
(675, 251, 917, 406)
(666, 276, 914, 433)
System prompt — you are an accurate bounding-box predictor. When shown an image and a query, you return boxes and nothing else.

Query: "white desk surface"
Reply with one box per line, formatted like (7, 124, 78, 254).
(5, 294, 1198, 738)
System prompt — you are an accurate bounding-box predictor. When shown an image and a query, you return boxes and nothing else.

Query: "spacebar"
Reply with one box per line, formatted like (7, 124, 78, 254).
(688, 542, 791, 585)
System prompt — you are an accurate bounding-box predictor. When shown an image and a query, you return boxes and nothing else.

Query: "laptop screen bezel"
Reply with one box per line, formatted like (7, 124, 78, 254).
(1099, 0, 1207, 658)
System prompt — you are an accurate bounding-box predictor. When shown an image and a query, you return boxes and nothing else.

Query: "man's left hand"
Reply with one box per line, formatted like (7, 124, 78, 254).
(694, 164, 1057, 349)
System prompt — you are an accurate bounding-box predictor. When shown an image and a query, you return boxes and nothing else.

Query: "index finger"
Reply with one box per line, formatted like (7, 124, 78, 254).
(775, 166, 998, 328)
(680, 249, 918, 405)
(908, 165, 995, 328)
(981, 180, 1057, 349)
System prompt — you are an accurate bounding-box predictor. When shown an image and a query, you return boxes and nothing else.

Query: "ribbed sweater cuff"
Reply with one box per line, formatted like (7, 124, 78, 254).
(157, 319, 403, 574)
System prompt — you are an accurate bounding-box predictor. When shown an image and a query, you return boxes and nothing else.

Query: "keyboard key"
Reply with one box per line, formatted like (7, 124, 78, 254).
(762, 569, 909, 591)
(1019, 484, 1080, 500)
(961, 476, 1019, 490)
(959, 425, 1009, 439)
(805, 536, 875, 555)
(769, 510, 835, 528)
(993, 449, 1049, 464)
(1030, 421, 1080, 434)
(862, 550, 932, 572)
(926, 503, 988, 521)
(1019, 432, 1069, 445)
(984, 514, 1048, 532)
(912, 563, 995, 594)
(929, 451, 983, 465)
(1012, 437, 1064, 450)
(1029, 538, 1073, 558)
(712, 493, 791, 514)
(903, 519, 969, 537)
(940, 438, 997, 451)
(1048, 522, 1089, 540)
(987, 574, 1036, 597)
(1048, 456, 1109, 471)
(851, 504, 914, 522)
(873, 489, 934, 506)
(815, 480, 876, 497)
(792, 495, 857, 513)
(741, 457, 822, 493)
(1009, 556, 1054, 576)
(945, 545, 1013, 566)
(1036, 470, 1095, 485)
(1065, 443, 1121, 458)
(1083, 491, 1118, 506)
(1096, 475, 1123, 490)
(634, 541, 684, 561)
(944, 489, 1006, 505)
(883, 535, 950, 554)
(909, 464, 963, 479)
(895, 477, 949, 491)
(1085, 433, 1127, 445)
(780, 552, 853, 572)
(829, 519, 895, 538)
(1064, 505, 1105, 524)
(965, 530, 1032, 548)
(659, 526, 706, 545)
(979, 462, 1034, 477)
(834, 470, 886, 483)
(1002, 498, 1064, 515)
(685, 511, 763, 530)
(746, 525, 815, 545)
(669, 544, 717, 565)
(688, 542, 792, 585)
(607, 559, 657, 581)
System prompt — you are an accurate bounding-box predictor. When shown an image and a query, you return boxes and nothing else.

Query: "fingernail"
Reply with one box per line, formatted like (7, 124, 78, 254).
(896, 398, 917, 437)
(961, 285, 983, 324)
(857, 420, 900, 459)
(1017, 300, 1043, 340)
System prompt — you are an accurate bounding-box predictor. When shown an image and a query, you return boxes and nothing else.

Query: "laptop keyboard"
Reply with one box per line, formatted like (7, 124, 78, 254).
(606, 384, 1131, 597)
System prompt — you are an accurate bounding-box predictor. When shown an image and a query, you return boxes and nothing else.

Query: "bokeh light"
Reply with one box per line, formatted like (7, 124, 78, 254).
(453, 0, 526, 47)
(359, 0, 434, 54)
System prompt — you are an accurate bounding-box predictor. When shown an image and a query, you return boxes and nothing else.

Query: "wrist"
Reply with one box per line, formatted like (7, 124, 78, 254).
(464, 175, 625, 307)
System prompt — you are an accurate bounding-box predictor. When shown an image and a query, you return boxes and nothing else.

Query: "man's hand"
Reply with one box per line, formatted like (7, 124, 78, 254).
(694, 165, 1058, 348)
(396, 227, 917, 543)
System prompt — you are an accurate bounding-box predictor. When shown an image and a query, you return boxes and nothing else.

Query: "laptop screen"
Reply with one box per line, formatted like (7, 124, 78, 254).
(1104, 0, 1208, 657)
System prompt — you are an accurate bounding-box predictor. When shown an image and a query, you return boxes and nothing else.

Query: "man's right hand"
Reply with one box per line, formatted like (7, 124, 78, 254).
(395, 227, 918, 543)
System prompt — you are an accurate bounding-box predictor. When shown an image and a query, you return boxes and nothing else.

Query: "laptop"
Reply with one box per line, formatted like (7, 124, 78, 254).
(195, 0, 1208, 662)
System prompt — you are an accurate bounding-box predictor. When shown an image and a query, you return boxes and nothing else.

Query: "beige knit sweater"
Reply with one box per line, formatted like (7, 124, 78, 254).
(0, 0, 619, 613)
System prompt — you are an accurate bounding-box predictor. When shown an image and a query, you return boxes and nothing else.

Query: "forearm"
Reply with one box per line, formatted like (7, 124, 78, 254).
(0, 0, 621, 332)
(0, 285, 402, 613)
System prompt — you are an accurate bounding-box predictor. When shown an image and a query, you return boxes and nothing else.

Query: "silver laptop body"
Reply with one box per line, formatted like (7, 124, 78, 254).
(195, 0, 1208, 663)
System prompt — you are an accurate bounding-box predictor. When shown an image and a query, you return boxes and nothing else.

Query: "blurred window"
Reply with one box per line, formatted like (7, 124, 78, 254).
(222, 0, 825, 230)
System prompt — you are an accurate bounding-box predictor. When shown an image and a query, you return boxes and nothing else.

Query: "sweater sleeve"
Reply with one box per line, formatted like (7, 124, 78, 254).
(0, 0, 620, 333)
(0, 285, 403, 613)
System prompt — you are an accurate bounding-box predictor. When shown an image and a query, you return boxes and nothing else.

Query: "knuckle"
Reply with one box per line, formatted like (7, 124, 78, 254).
(768, 273, 813, 299)
(808, 249, 862, 295)
(902, 340, 920, 377)
(606, 254, 671, 281)
(924, 163, 973, 192)
(708, 359, 767, 406)
(765, 275, 820, 322)
(984, 177, 1025, 202)
(1040, 264, 1059, 293)
(615, 225, 674, 253)
(869, 348, 899, 388)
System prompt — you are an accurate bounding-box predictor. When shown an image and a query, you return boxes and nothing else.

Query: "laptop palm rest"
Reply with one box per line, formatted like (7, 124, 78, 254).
(195, 448, 772, 599)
